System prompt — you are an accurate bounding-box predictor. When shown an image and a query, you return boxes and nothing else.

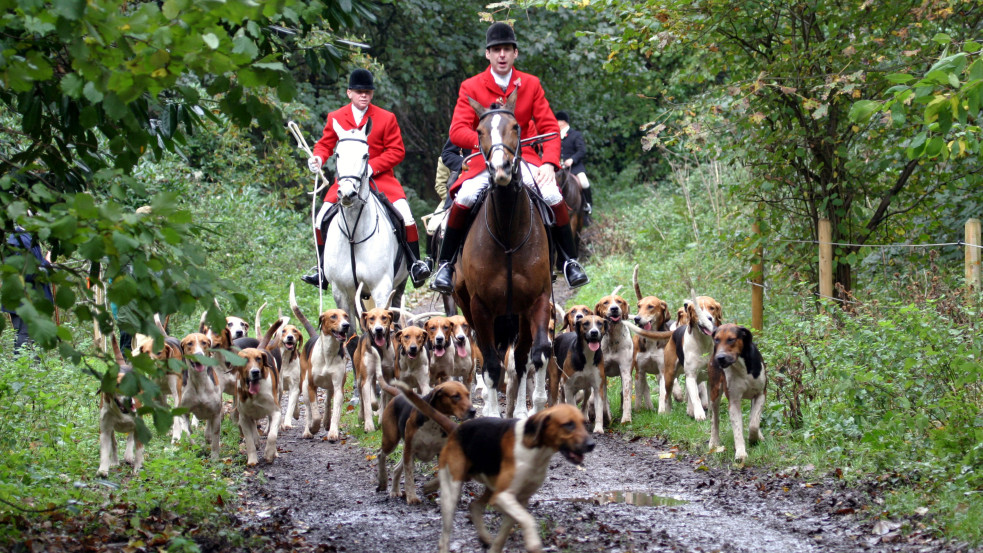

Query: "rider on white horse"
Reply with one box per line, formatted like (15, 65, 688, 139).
(303, 69, 431, 289)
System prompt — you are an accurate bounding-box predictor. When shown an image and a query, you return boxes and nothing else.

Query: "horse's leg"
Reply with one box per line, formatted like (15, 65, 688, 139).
(527, 297, 552, 414)
(470, 297, 502, 418)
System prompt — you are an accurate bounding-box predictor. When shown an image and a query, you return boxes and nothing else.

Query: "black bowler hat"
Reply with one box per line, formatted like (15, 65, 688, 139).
(347, 68, 375, 90)
(486, 22, 517, 49)
(555, 111, 569, 123)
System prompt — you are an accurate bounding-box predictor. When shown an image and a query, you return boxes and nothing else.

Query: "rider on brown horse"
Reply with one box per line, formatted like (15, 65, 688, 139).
(430, 22, 589, 294)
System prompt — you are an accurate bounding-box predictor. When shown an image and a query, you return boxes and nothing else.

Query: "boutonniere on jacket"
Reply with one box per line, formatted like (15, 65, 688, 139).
(514, 78, 521, 88)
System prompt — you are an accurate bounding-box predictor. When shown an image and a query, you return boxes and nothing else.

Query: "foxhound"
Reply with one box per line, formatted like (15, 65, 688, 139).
(289, 284, 351, 442)
(377, 380, 475, 504)
(132, 330, 185, 442)
(554, 314, 608, 433)
(595, 293, 635, 425)
(98, 336, 145, 476)
(630, 266, 677, 411)
(393, 325, 431, 396)
(178, 332, 224, 460)
(352, 296, 398, 433)
(395, 382, 595, 553)
(708, 324, 767, 463)
(660, 295, 723, 420)
(235, 346, 282, 465)
(271, 323, 305, 430)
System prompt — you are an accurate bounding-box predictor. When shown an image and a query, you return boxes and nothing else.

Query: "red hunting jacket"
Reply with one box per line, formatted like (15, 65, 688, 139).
(448, 67, 560, 195)
(312, 103, 407, 203)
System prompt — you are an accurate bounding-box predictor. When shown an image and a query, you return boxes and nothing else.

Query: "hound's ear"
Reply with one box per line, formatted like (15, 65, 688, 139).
(660, 300, 668, 316)
(360, 311, 370, 331)
(428, 385, 443, 405)
(593, 301, 603, 316)
(394, 329, 403, 343)
(318, 313, 327, 329)
(243, 322, 250, 330)
(603, 318, 610, 332)
(524, 412, 550, 448)
(739, 326, 753, 345)
(262, 350, 276, 371)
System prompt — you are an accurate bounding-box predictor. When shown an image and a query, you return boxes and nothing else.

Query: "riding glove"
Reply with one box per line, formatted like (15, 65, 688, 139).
(308, 155, 323, 173)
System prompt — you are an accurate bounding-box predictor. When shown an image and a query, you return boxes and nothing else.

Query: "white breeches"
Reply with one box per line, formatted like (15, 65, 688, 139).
(576, 172, 590, 189)
(454, 162, 562, 208)
(316, 198, 415, 227)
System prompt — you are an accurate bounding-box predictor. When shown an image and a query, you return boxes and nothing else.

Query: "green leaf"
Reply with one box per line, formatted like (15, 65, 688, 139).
(51, 0, 85, 20)
(965, 40, 982, 54)
(202, 33, 220, 50)
(885, 73, 913, 84)
(60, 73, 84, 98)
(82, 81, 104, 103)
(54, 286, 75, 309)
(932, 33, 951, 45)
(848, 100, 879, 123)
(925, 136, 944, 157)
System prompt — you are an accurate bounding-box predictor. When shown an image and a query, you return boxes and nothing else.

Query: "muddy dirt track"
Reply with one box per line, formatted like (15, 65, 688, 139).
(234, 284, 967, 553)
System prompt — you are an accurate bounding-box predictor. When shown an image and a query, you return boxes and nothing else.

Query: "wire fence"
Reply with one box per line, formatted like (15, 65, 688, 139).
(773, 239, 983, 249)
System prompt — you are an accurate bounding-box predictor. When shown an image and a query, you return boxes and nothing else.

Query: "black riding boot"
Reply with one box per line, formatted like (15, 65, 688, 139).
(430, 226, 465, 294)
(406, 238, 432, 288)
(552, 223, 589, 288)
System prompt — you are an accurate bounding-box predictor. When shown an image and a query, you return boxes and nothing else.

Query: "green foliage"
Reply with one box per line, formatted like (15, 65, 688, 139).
(578, 157, 983, 542)
(0, 0, 370, 439)
(534, 0, 983, 298)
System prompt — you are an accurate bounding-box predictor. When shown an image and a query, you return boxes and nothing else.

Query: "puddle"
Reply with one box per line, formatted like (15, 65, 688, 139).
(568, 490, 687, 507)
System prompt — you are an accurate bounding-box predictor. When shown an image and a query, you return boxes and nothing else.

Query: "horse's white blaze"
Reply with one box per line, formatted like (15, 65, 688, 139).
(488, 113, 506, 171)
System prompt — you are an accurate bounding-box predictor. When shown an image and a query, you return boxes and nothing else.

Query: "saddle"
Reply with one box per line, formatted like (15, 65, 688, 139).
(319, 187, 407, 277)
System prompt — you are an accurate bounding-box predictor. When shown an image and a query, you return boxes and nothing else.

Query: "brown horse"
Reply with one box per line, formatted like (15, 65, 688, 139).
(452, 94, 553, 418)
(557, 168, 583, 250)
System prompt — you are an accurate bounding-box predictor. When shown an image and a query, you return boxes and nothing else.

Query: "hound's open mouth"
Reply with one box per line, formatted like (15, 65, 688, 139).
(433, 344, 446, 357)
(642, 321, 652, 330)
(332, 331, 346, 341)
(608, 314, 621, 323)
(248, 379, 260, 395)
(454, 339, 468, 358)
(192, 362, 206, 372)
(700, 324, 713, 336)
(406, 350, 418, 359)
(561, 446, 586, 465)
(284, 341, 295, 350)
(373, 334, 386, 348)
(586, 339, 601, 352)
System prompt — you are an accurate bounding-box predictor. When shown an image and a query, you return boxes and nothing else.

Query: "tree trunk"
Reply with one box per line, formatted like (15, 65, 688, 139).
(835, 261, 852, 300)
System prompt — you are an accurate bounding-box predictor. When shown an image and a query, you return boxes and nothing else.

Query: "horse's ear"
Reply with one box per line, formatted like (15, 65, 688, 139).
(468, 96, 485, 118)
(363, 117, 372, 137)
(331, 118, 345, 136)
(505, 88, 518, 112)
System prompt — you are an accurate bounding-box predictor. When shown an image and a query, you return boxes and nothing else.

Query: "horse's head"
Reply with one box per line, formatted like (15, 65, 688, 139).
(332, 118, 372, 207)
(469, 90, 520, 187)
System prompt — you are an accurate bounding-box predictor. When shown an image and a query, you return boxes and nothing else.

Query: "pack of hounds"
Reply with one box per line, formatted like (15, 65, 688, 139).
(98, 267, 767, 553)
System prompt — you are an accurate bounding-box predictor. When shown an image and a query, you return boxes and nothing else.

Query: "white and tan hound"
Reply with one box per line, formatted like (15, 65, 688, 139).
(393, 325, 431, 396)
(630, 265, 678, 411)
(289, 284, 351, 442)
(708, 323, 767, 463)
(661, 294, 723, 420)
(98, 336, 145, 477)
(178, 332, 224, 460)
(595, 292, 635, 425)
(234, 346, 282, 465)
(271, 323, 305, 430)
(351, 290, 399, 432)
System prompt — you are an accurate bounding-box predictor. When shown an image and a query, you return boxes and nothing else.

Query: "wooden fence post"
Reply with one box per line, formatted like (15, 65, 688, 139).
(818, 218, 833, 309)
(751, 208, 764, 331)
(966, 218, 981, 302)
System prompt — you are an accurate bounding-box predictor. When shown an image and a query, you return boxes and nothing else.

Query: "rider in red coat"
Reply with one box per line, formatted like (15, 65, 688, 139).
(430, 22, 589, 294)
(302, 69, 431, 289)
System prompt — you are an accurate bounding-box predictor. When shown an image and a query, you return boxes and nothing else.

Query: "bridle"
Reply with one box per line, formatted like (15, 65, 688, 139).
(477, 108, 522, 181)
(335, 136, 371, 205)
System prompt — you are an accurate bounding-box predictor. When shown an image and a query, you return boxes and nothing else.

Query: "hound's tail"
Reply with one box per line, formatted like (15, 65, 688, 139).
(289, 283, 317, 340)
(392, 380, 458, 435)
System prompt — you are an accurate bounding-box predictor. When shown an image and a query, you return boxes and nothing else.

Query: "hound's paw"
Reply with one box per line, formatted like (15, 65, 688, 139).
(302, 429, 314, 439)
(363, 423, 375, 433)
(406, 495, 421, 505)
(327, 430, 340, 442)
(280, 422, 294, 430)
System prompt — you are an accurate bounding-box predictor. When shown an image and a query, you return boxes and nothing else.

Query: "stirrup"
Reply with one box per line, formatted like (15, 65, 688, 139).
(584, 203, 592, 215)
(301, 266, 330, 290)
(562, 259, 589, 288)
(410, 260, 432, 288)
(430, 262, 455, 294)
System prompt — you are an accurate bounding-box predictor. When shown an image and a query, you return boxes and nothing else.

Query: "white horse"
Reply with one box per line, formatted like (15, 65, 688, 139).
(322, 118, 408, 320)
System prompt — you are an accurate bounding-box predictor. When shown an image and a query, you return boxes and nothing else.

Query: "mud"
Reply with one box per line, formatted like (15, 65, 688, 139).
(233, 284, 965, 553)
